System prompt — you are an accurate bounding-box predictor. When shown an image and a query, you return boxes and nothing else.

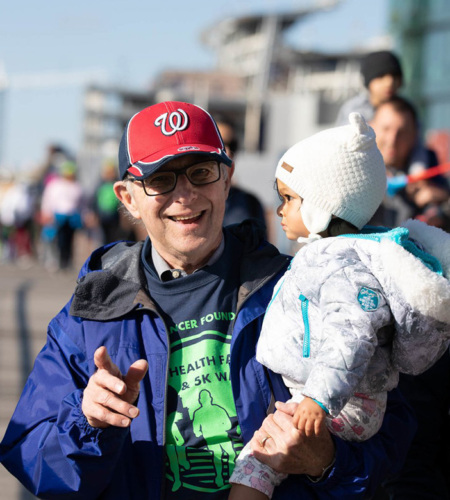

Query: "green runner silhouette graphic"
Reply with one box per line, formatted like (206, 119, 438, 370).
(192, 389, 236, 488)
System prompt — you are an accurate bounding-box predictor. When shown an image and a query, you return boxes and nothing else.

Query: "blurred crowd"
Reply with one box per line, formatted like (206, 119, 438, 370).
(0, 145, 140, 272)
(336, 51, 450, 234)
(1, 52, 450, 278)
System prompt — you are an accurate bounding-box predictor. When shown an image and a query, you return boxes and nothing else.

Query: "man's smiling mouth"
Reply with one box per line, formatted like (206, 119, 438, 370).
(170, 211, 203, 223)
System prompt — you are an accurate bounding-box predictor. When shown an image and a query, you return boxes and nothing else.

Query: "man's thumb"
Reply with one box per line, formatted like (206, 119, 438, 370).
(275, 400, 296, 416)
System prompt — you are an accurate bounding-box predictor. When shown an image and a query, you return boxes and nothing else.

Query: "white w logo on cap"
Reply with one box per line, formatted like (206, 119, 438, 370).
(154, 109, 189, 136)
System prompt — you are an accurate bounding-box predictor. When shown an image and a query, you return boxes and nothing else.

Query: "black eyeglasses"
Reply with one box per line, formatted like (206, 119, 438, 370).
(129, 160, 222, 196)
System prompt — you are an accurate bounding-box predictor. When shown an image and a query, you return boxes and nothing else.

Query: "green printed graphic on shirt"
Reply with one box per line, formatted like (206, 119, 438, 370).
(165, 312, 243, 495)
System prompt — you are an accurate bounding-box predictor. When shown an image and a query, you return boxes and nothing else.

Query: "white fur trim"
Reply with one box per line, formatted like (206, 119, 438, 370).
(402, 219, 450, 278)
(380, 238, 450, 324)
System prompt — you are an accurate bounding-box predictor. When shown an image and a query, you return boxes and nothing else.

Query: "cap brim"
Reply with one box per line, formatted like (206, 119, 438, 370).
(127, 147, 232, 179)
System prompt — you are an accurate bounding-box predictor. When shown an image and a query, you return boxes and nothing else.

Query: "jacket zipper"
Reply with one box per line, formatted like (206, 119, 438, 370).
(230, 256, 290, 416)
(134, 302, 170, 500)
(299, 294, 310, 358)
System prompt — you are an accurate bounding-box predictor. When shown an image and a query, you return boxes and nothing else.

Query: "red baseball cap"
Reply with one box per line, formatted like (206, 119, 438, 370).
(118, 101, 232, 179)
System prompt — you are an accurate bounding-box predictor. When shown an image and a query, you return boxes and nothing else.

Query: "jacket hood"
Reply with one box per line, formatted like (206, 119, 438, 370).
(346, 220, 450, 375)
(376, 220, 450, 324)
(402, 218, 450, 277)
(292, 221, 450, 377)
(70, 220, 290, 321)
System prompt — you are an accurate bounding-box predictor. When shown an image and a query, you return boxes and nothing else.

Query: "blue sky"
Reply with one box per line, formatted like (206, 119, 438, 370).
(0, 0, 389, 171)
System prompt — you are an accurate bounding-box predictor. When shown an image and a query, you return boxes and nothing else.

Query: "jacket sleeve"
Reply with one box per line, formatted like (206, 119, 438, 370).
(303, 262, 392, 416)
(0, 314, 129, 499)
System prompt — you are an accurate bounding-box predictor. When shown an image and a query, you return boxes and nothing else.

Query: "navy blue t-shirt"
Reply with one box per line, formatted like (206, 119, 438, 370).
(142, 232, 244, 499)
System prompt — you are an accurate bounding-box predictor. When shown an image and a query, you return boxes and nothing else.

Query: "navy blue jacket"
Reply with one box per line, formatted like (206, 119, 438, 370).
(0, 224, 416, 499)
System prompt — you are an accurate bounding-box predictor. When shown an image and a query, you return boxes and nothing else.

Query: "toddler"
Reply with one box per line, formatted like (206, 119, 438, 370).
(229, 113, 450, 499)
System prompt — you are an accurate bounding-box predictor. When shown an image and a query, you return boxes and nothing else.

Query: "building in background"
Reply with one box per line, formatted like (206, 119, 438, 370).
(390, 0, 450, 164)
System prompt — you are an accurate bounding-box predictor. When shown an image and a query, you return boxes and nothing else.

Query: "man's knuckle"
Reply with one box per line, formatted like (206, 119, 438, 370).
(290, 427, 300, 439)
(118, 401, 131, 415)
(99, 390, 112, 405)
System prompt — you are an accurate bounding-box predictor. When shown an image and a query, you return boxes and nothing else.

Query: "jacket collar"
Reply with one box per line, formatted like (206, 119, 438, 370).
(70, 220, 290, 321)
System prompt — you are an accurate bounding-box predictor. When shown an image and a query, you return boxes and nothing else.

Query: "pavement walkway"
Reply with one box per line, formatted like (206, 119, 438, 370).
(0, 258, 83, 499)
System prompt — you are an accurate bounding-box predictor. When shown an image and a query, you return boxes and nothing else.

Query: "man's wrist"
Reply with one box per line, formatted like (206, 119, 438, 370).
(305, 455, 336, 483)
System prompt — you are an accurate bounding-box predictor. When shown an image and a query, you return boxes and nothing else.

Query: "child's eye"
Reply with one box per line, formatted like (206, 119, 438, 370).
(284, 195, 292, 202)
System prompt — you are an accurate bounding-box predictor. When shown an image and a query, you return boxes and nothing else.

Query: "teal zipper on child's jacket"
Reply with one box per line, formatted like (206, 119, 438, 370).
(299, 294, 310, 357)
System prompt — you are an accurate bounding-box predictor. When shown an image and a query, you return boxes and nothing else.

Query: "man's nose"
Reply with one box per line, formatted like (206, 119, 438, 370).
(388, 130, 401, 147)
(173, 173, 197, 199)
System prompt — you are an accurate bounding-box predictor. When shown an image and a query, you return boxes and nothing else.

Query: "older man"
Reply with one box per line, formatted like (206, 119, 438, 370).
(370, 96, 449, 229)
(1, 101, 414, 499)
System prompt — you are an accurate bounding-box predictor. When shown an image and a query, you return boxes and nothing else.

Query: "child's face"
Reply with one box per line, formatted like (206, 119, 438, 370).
(276, 179, 309, 240)
(368, 73, 402, 107)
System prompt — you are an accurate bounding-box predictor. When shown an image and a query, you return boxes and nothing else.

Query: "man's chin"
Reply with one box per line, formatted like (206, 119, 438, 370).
(382, 152, 399, 168)
(172, 233, 220, 258)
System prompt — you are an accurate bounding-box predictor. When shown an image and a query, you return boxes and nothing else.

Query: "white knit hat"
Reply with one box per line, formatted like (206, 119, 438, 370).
(275, 112, 387, 235)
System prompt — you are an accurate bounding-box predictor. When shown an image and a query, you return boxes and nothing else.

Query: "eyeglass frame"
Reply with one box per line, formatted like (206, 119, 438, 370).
(126, 160, 223, 196)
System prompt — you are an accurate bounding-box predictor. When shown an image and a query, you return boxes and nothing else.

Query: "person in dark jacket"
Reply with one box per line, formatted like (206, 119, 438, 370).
(216, 119, 267, 236)
(380, 349, 450, 499)
(336, 50, 403, 126)
(0, 101, 416, 499)
(370, 96, 450, 230)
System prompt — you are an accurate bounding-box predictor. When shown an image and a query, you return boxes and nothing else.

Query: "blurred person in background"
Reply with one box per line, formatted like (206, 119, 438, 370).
(0, 174, 36, 265)
(336, 50, 430, 175)
(39, 143, 74, 187)
(216, 119, 268, 237)
(88, 159, 123, 245)
(336, 50, 403, 125)
(40, 160, 85, 270)
(369, 96, 450, 230)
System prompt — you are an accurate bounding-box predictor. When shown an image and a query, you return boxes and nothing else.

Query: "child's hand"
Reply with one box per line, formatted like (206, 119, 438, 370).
(292, 397, 326, 437)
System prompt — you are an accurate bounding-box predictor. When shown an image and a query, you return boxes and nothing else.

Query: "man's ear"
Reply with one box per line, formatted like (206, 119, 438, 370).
(225, 162, 235, 194)
(229, 162, 235, 180)
(113, 181, 142, 220)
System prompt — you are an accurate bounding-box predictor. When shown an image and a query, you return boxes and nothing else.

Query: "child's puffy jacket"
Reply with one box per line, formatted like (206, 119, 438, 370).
(258, 219, 450, 416)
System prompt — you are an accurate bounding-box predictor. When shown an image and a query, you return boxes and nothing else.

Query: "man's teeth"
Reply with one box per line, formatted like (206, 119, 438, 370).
(173, 212, 201, 221)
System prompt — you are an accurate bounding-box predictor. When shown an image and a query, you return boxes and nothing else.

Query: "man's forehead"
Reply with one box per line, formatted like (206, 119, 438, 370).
(375, 104, 414, 127)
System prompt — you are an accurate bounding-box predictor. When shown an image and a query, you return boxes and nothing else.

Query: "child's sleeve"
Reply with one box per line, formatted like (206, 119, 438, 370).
(303, 263, 392, 417)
